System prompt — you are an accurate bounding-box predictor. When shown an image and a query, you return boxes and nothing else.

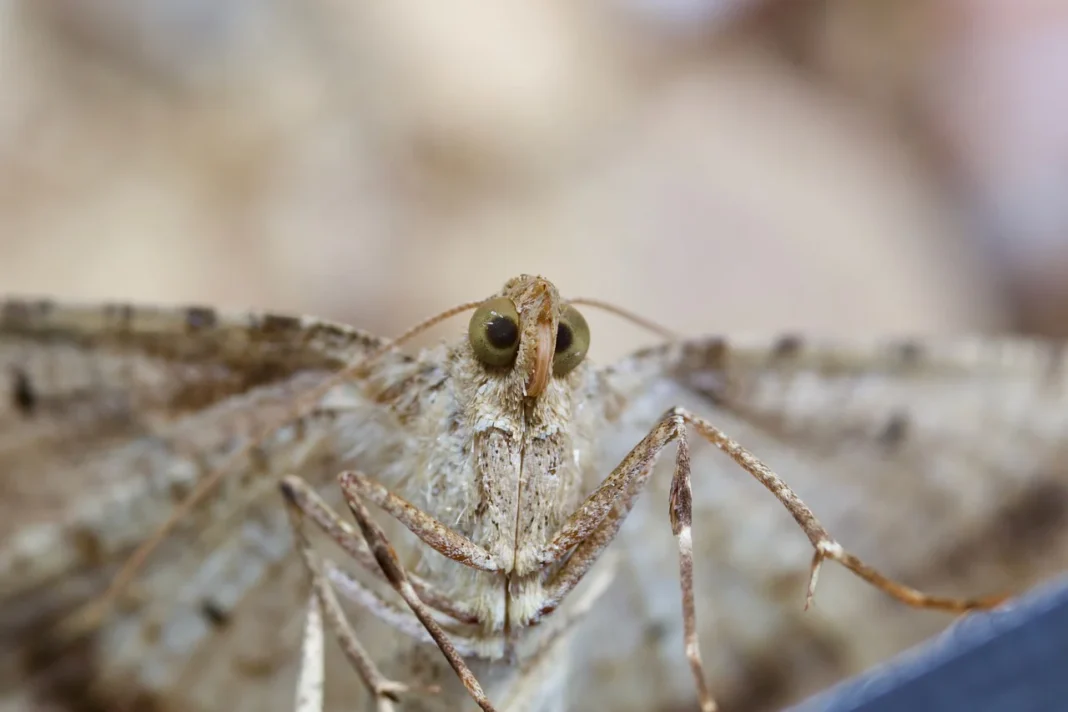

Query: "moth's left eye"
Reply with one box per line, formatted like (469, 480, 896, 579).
(552, 305, 590, 377)
(469, 297, 521, 367)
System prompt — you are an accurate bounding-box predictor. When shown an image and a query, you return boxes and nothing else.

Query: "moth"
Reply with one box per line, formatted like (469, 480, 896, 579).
(2, 274, 1067, 712)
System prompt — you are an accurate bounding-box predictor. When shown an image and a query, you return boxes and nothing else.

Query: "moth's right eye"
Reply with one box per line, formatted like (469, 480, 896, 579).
(469, 297, 521, 367)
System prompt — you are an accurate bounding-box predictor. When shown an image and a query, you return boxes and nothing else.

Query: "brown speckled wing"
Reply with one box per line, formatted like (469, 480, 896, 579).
(578, 335, 1068, 712)
(0, 298, 395, 711)
(10, 301, 1068, 712)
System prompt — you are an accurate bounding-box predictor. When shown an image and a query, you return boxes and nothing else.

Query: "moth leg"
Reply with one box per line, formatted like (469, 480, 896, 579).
(520, 410, 723, 711)
(295, 594, 325, 712)
(523, 414, 682, 573)
(338, 471, 500, 572)
(531, 406, 1007, 712)
(535, 452, 661, 619)
(337, 475, 500, 712)
(282, 482, 410, 711)
(283, 475, 481, 624)
(323, 559, 499, 657)
(675, 407, 1008, 612)
(668, 406, 1010, 712)
(282, 475, 501, 709)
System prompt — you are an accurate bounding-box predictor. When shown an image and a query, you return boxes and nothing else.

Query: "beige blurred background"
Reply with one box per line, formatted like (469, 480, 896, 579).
(2, 0, 1067, 709)
(7, 0, 1067, 363)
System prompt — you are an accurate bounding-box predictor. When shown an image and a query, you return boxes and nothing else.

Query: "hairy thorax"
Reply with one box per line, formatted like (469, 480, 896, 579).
(378, 342, 607, 640)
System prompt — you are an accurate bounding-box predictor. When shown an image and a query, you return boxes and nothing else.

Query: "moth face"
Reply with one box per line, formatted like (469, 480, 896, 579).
(466, 275, 590, 399)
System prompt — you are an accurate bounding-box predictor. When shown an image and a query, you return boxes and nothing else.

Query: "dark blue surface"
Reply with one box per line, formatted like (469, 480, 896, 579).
(789, 574, 1068, 712)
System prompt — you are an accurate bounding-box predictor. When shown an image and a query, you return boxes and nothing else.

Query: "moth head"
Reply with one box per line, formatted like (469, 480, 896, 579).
(467, 275, 590, 397)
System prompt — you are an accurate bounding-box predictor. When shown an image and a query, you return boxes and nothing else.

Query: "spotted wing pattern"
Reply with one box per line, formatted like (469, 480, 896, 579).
(6, 298, 1068, 712)
(0, 299, 397, 711)
(576, 335, 1068, 712)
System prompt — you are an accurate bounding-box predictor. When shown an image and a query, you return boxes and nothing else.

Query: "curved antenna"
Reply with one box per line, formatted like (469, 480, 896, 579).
(65, 298, 487, 637)
(353, 299, 484, 376)
(568, 296, 677, 340)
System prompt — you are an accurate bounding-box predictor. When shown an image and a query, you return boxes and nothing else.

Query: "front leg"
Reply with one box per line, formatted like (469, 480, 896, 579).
(340, 479, 498, 712)
(524, 408, 1008, 712)
(283, 477, 484, 624)
(339, 471, 501, 572)
(285, 469, 612, 712)
(280, 475, 500, 712)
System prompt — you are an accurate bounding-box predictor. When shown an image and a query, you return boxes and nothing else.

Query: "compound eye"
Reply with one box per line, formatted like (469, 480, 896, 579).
(469, 297, 521, 367)
(552, 305, 590, 377)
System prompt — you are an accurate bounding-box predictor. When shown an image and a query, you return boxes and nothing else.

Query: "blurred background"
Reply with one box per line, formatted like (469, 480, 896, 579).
(2, 1, 1067, 710)
(5, 0, 1067, 361)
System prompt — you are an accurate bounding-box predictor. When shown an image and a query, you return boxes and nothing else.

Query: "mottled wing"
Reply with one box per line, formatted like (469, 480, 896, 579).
(575, 336, 1068, 712)
(0, 298, 398, 711)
